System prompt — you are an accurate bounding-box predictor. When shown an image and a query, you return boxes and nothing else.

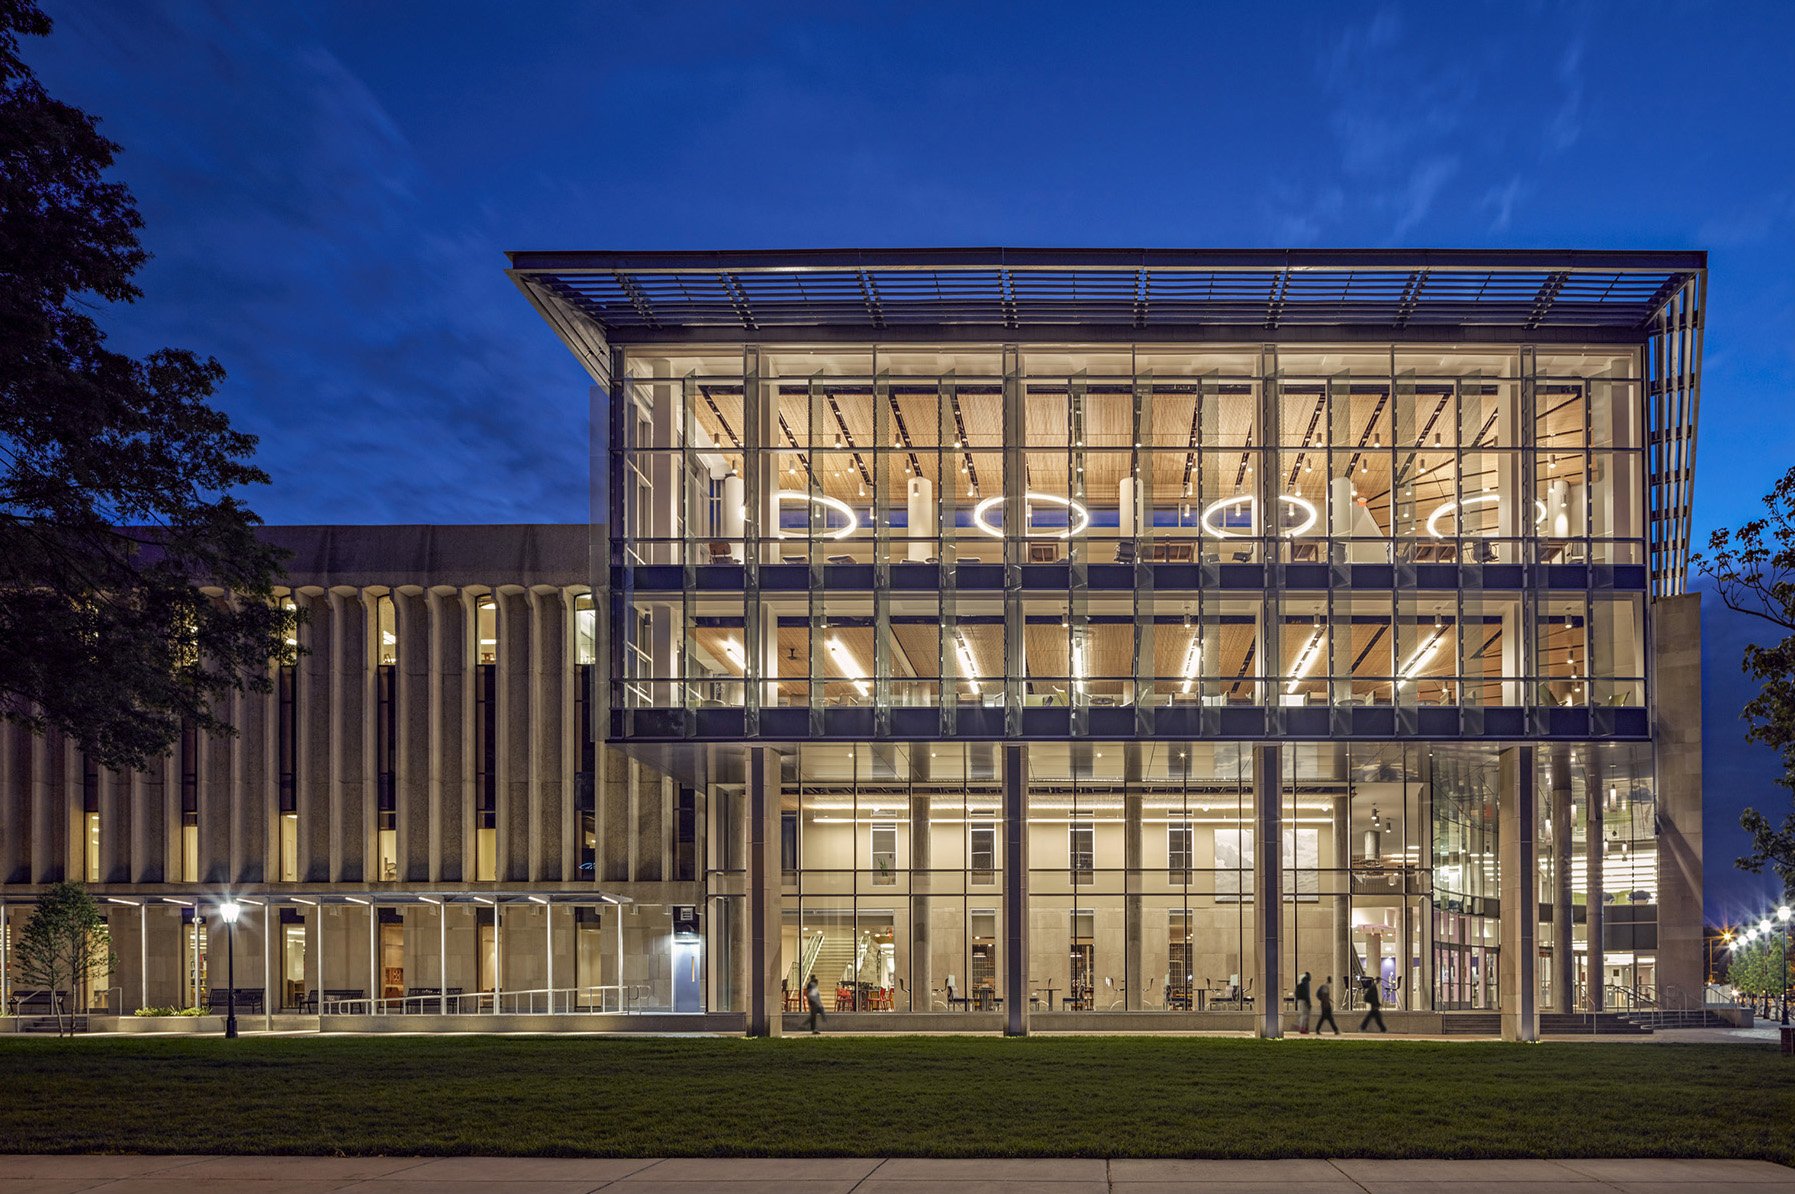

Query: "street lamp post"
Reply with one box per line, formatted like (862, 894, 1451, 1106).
(219, 900, 241, 1039)
(1779, 906, 1791, 1025)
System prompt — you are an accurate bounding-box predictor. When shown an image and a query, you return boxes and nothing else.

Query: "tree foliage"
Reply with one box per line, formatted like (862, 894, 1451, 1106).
(1693, 465, 1795, 898)
(0, 0, 291, 768)
(1724, 932, 1794, 1006)
(12, 881, 114, 1035)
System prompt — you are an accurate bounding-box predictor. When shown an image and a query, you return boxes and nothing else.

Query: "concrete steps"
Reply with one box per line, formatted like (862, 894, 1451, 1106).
(1439, 1013, 1501, 1035)
(11, 1015, 87, 1034)
(1541, 1012, 1651, 1035)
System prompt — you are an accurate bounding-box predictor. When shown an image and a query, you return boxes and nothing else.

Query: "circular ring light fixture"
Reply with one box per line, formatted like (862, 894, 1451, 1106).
(1425, 494, 1550, 539)
(1198, 494, 1320, 539)
(971, 492, 1091, 540)
(773, 490, 859, 540)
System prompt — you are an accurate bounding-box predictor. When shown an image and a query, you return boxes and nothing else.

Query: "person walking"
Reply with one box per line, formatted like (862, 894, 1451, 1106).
(805, 973, 826, 1035)
(1358, 975, 1388, 1033)
(1314, 975, 1340, 1035)
(1293, 970, 1312, 1035)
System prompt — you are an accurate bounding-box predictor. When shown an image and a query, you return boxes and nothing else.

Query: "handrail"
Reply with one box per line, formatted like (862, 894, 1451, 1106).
(322, 985, 637, 1017)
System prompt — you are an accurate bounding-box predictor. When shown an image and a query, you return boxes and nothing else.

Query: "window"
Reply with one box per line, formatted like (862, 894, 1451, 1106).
(474, 626, 497, 881)
(969, 822, 996, 885)
(871, 822, 897, 885)
(1168, 911, 1193, 1001)
(1168, 823, 1193, 884)
(277, 639, 298, 882)
(574, 663, 597, 877)
(82, 755, 100, 882)
(1069, 822, 1094, 883)
(475, 595, 498, 666)
(375, 650, 397, 881)
(674, 788, 697, 882)
(574, 594, 596, 666)
(179, 721, 199, 883)
(375, 593, 397, 666)
(780, 810, 799, 879)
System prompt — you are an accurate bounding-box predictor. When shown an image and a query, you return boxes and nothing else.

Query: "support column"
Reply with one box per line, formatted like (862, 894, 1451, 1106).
(746, 747, 781, 1036)
(438, 904, 448, 1015)
(1003, 744, 1029, 1036)
(1652, 592, 1705, 1002)
(328, 589, 368, 883)
(395, 589, 432, 882)
(1254, 744, 1282, 1038)
(1586, 757, 1605, 1011)
(1499, 746, 1538, 1042)
(1550, 750, 1575, 1014)
(910, 791, 931, 1012)
(527, 588, 567, 883)
(1124, 788, 1143, 1010)
(428, 589, 467, 883)
(1331, 793, 1352, 1002)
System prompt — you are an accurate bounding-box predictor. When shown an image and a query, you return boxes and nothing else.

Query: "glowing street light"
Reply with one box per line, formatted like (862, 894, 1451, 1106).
(218, 899, 242, 1039)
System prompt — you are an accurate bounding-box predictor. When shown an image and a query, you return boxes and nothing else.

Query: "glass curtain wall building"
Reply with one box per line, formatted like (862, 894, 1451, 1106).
(511, 248, 1706, 1038)
(0, 248, 1704, 1038)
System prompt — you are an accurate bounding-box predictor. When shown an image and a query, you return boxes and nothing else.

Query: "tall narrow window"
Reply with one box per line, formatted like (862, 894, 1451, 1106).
(780, 810, 799, 879)
(871, 822, 897, 885)
(1167, 823, 1194, 885)
(1069, 822, 1094, 883)
(277, 596, 298, 882)
(179, 720, 199, 883)
(674, 787, 697, 882)
(574, 648, 597, 878)
(474, 596, 498, 881)
(969, 822, 996, 886)
(375, 620, 398, 882)
(81, 754, 100, 882)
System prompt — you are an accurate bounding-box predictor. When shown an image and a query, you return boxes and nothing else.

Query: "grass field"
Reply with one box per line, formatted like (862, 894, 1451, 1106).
(0, 1035, 1790, 1161)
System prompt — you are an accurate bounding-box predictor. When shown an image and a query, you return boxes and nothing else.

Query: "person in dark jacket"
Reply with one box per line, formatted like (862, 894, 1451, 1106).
(805, 974, 825, 1034)
(1293, 971, 1312, 1034)
(1358, 976, 1388, 1033)
(1314, 975, 1340, 1034)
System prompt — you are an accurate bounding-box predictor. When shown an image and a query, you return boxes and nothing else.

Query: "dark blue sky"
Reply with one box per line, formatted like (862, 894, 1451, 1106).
(27, 2, 1795, 914)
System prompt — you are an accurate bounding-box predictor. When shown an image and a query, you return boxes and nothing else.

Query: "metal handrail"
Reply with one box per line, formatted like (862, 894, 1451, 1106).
(323, 985, 635, 1016)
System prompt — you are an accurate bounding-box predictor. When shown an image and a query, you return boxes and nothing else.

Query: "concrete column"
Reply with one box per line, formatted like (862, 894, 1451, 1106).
(1002, 743, 1029, 1036)
(427, 588, 466, 883)
(498, 589, 533, 882)
(1550, 750, 1575, 1014)
(1652, 592, 1704, 1002)
(233, 671, 270, 884)
(28, 729, 61, 883)
(1499, 746, 1538, 1042)
(1254, 744, 1282, 1038)
(1331, 793, 1352, 1001)
(0, 722, 27, 883)
(97, 766, 129, 884)
(1585, 756, 1605, 1011)
(129, 756, 165, 884)
(328, 589, 368, 883)
(1124, 789, 1143, 1010)
(528, 588, 567, 883)
(199, 711, 232, 885)
(910, 792, 931, 1012)
(297, 592, 331, 883)
(395, 590, 431, 882)
(746, 747, 781, 1036)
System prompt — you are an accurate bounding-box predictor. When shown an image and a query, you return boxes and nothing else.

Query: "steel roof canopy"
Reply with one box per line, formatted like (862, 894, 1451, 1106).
(507, 247, 1705, 344)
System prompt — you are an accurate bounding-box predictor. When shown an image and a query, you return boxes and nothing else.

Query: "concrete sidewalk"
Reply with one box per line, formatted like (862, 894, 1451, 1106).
(1, 1155, 1792, 1193)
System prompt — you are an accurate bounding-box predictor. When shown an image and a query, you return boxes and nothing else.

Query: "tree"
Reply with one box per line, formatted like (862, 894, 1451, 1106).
(12, 881, 114, 1035)
(1693, 465, 1795, 898)
(0, 0, 292, 771)
(1723, 932, 1793, 1017)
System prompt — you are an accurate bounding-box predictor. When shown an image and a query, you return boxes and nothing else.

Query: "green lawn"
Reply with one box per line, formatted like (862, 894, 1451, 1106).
(0, 1035, 1790, 1160)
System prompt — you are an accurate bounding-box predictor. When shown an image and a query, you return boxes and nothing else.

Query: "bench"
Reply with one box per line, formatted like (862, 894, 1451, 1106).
(205, 987, 265, 1014)
(301, 987, 366, 1014)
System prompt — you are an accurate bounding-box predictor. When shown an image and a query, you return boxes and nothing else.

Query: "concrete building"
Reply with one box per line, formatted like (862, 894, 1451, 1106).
(0, 249, 1707, 1038)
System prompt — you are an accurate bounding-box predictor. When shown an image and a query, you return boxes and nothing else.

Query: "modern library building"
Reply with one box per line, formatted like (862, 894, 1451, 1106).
(0, 249, 1707, 1039)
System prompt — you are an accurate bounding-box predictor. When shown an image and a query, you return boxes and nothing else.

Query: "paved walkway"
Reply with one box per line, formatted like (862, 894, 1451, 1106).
(1, 1156, 1791, 1193)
